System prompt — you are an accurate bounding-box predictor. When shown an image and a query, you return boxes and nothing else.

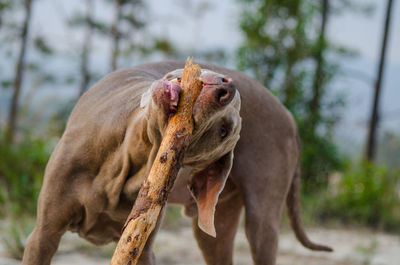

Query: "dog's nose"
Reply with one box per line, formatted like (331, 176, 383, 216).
(215, 77, 235, 106)
(215, 85, 234, 105)
(200, 73, 235, 106)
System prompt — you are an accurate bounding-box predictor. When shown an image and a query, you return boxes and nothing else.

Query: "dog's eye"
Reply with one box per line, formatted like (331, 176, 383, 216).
(220, 125, 228, 139)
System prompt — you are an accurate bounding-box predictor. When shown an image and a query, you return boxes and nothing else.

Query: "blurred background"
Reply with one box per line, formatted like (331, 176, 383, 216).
(0, 0, 399, 264)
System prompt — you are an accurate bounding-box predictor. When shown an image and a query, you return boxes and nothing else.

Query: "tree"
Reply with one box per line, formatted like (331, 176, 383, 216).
(309, 0, 329, 134)
(6, 0, 34, 142)
(67, 0, 98, 97)
(0, 0, 13, 124)
(105, 0, 176, 71)
(365, 0, 395, 161)
(0, 0, 55, 140)
(236, 0, 346, 191)
(79, 0, 94, 97)
(110, 0, 123, 71)
(108, 0, 145, 71)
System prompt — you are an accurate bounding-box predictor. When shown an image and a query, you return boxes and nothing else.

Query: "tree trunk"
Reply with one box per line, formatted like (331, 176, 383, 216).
(110, 0, 122, 71)
(309, 0, 329, 134)
(283, 61, 295, 109)
(365, 0, 394, 161)
(78, 0, 93, 98)
(110, 59, 202, 265)
(7, 0, 33, 142)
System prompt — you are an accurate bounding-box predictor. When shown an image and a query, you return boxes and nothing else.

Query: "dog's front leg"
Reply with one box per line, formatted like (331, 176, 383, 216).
(22, 224, 66, 265)
(22, 173, 81, 265)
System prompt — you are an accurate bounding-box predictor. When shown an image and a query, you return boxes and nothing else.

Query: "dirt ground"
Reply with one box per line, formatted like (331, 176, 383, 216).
(1, 225, 399, 265)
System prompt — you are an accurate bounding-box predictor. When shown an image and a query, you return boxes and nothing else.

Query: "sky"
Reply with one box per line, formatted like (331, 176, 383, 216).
(1, 0, 399, 155)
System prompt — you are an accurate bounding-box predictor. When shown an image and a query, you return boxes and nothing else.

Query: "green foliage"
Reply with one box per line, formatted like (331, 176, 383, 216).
(138, 37, 177, 57)
(236, 0, 318, 94)
(1, 79, 12, 88)
(0, 132, 51, 259)
(236, 0, 352, 192)
(33, 35, 53, 55)
(0, 133, 50, 217)
(319, 162, 400, 231)
(299, 125, 344, 191)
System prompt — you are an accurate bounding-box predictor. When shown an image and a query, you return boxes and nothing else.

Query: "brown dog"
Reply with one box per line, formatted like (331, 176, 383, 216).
(22, 61, 331, 265)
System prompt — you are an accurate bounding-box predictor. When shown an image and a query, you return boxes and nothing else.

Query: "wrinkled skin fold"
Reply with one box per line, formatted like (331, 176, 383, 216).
(22, 61, 332, 265)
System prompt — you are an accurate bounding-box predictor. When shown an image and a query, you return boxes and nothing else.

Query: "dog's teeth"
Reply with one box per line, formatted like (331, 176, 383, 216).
(172, 101, 178, 106)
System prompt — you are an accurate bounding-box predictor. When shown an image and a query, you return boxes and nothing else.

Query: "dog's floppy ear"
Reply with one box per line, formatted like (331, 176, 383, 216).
(188, 151, 234, 237)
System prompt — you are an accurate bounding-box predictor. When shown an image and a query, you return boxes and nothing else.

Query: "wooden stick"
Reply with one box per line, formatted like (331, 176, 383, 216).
(110, 58, 202, 265)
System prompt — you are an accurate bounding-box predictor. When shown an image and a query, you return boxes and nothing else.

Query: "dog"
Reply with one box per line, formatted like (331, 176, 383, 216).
(22, 61, 331, 265)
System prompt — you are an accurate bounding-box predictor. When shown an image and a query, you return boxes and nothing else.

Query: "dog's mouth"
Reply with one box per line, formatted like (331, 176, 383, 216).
(163, 78, 182, 112)
(157, 73, 235, 131)
(167, 77, 223, 113)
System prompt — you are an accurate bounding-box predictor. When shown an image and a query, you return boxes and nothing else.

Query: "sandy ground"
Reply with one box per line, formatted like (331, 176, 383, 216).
(1, 225, 399, 265)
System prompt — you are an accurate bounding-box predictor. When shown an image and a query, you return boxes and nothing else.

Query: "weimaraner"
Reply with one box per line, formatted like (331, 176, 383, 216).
(22, 60, 331, 265)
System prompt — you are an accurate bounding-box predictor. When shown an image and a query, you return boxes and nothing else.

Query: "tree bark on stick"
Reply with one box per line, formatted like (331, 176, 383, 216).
(110, 58, 202, 265)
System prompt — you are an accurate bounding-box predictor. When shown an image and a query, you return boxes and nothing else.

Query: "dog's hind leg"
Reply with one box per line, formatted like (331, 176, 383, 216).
(233, 152, 294, 265)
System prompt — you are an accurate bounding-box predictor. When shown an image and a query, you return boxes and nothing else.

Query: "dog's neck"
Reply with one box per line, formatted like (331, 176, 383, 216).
(121, 98, 165, 199)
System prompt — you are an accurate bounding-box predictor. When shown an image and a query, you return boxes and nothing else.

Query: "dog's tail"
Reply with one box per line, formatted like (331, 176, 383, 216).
(286, 137, 333, 252)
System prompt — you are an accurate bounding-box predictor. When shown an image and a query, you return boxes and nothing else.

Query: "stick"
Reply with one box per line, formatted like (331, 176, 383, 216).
(110, 58, 202, 265)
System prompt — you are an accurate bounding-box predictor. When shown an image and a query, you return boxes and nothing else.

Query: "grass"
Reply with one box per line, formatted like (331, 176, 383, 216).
(303, 161, 400, 233)
(0, 133, 52, 259)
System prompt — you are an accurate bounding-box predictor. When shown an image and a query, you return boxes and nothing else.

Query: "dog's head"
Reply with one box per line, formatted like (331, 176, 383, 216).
(141, 68, 241, 236)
